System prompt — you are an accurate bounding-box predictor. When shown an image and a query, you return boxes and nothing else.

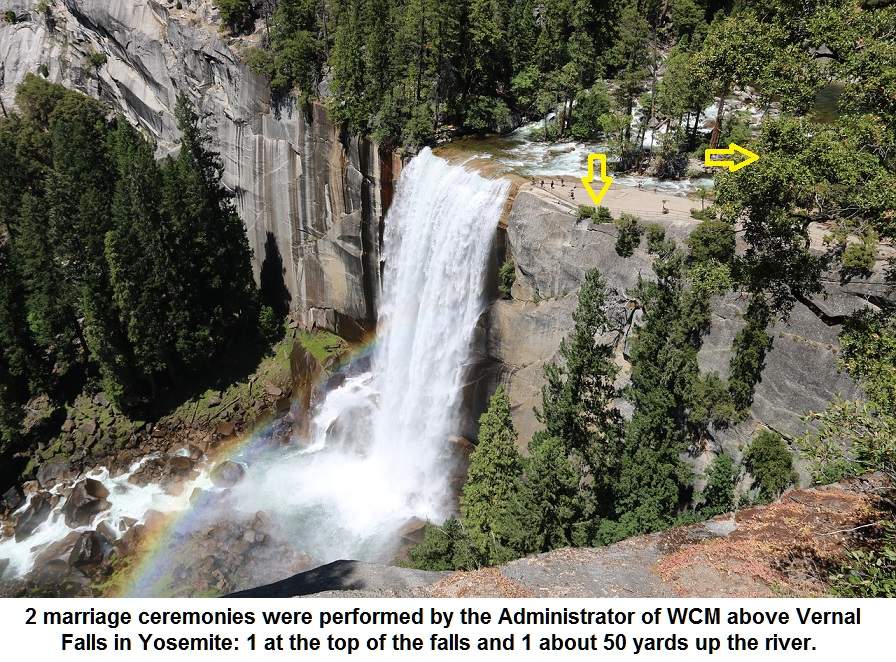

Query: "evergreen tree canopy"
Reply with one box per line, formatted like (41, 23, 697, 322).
(459, 386, 527, 566)
(0, 78, 261, 431)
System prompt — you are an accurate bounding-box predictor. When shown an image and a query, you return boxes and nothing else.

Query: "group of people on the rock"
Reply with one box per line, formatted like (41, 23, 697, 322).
(532, 177, 576, 199)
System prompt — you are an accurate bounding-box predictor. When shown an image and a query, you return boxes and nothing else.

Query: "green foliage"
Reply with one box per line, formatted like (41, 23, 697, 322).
(645, 223, 672, 255)
(578, 205, 612, 223)
(214, 0, 254, 33)
(243, 46, 275, 79)
(408, 519, 473, 571)
(577, 205, 595, 221)
(264, 0, 323, 97)
(236, 0, 661, 146)
(800, 308, 896, 484)
(728, 295, 773, 413)
(743, 429, 796, 502)
(498, 257, 515, 299)
(697, 453, 738, 518)
(539, 270, 623, 474)
(840, 228, 878, 275)
(87, 52, 107, 69)
(688, 219, 735, 265)
(537, 268, 624, 535)
(797, 304, 896, 596)
(614, 213, 642, 257)
(0, 79, 260, 417)
(465, 96, 512, 134)
(840, 309, 896, 409)
(689, 206, 715, 222)
(670, 0, 707, 45)
(520, 432, 587, 551)
(830, 522, 896, 598)
(459, 387, 527, 567)
(613, 225, 737, 533)
(719, 110, 752, 146)
(570, 85, 611, 140)
(0, 243, 45, 453)
(258, 306, 282, 345)
(4, 10, 17, 24)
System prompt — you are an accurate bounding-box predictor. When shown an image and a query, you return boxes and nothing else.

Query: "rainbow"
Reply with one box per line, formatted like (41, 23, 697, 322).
(118, 335, 379, 597)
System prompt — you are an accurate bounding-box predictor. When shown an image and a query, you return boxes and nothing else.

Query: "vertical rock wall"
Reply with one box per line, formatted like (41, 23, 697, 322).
(489, 189, 889, 481)
(0, 0, 397, 332)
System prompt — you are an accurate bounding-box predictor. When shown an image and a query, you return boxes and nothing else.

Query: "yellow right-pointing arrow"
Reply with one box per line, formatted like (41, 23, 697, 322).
(581, 153, 613, 205)
(704, 142, 760, 172)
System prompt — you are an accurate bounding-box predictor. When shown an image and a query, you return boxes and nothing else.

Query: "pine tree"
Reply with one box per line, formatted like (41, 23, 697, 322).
(408, 518, 473, 570)
(0, 242, 44, 453)
(744, 429, 796, 502)
(45, 89, 137, 401)
(105, 121, 176, 395)
(538, 269, 623, 498)
(161, 96, 257, 372)
(329, 0, 371, 130)
(459, 386, 527, 566)
(697, 453, 738, 517)
(614, 238, 711, 533)
(267, 0, 324, 97)
(521, 432, 585, 550)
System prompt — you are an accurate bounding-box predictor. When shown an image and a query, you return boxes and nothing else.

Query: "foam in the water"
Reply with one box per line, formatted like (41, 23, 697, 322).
(226, 148, 510, 561)
(0, 457, 212, 577)
(1, 148, 509, 592)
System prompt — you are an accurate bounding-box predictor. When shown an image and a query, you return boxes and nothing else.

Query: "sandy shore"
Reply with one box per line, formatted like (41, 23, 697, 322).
(523, 175, 701, 225)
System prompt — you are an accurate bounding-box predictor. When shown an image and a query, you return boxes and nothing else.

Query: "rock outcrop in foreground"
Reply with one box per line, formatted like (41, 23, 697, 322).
(231, 475, 885, 598)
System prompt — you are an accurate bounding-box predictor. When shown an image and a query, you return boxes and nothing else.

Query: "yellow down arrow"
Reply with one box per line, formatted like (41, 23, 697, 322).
(704, 142, 760, 172)
(581, 153, 613, 205)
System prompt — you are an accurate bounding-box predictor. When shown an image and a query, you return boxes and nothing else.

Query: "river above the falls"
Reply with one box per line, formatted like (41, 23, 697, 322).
(443, 119, 715, 198)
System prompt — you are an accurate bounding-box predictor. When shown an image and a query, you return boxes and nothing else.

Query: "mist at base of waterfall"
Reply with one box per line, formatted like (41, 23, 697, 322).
(0, 148, 509, 594)
(224, 148, 510, 566)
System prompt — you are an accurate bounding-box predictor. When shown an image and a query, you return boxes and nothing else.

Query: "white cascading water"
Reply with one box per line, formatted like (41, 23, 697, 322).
(0, 147, 509, 584)
(227, 147, 510, 561)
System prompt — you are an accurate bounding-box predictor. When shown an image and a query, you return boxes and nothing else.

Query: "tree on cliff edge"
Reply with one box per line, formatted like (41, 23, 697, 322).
(459, 386, 528, 566)
(537, 268, 624, 532)
(160, 96, 258, 372)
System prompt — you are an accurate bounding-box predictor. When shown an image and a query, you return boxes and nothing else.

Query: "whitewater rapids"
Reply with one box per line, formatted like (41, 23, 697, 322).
(227, 147, 510, 561)
(0, 147, 509, 591)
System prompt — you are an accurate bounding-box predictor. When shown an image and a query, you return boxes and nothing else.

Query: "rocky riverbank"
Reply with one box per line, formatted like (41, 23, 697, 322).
(0, 329, 346, 597)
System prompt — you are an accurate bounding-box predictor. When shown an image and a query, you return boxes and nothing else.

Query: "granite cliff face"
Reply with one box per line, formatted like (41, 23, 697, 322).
(488, 189, 889, 476)
(0, 0, 397, 334)
(1, 1, 887, 474)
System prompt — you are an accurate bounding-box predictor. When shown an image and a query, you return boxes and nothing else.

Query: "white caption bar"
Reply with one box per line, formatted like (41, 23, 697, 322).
(0, 598, 891, 661)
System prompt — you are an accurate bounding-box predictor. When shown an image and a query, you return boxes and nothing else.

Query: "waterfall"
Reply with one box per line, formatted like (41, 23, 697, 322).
(0, 148, 509, 587)
(229, 148, 510, 562)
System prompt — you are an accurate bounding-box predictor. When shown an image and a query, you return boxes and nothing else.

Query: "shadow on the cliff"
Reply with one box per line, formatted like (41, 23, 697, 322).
(137, 235, 292, 419)
(224, 560, 363, 598)
(260, 231, 292, 320)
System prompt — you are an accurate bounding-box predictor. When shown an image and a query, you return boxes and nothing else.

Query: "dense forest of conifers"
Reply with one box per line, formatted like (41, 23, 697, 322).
(231, 0, 733, 150)
(0, 77, 273, 465)
(0, 0, 894, 593)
